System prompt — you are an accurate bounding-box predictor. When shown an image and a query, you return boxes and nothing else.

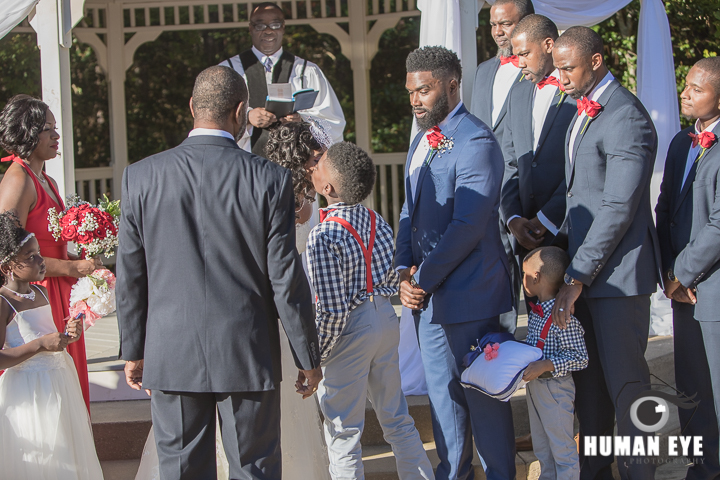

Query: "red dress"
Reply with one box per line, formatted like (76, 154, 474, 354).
(10, 157, 90, 411)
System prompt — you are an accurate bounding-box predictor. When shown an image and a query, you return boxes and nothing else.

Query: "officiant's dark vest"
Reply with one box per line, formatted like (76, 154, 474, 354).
(226, 50, 306, 156)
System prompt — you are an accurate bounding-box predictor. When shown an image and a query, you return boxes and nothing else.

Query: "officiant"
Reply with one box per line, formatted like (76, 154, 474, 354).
(221, 2, 345, 155)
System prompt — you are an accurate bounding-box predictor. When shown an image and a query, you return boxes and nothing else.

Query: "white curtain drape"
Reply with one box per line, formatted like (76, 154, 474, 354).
(0, 0, 39, 40)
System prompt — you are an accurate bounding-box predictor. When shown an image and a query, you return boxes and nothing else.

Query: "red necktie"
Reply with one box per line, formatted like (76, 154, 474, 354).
(528, 302, 544, 317)
(499, 55, 519, 68)
(536, 76, 563, 91)
(689, 131, 717, 149)
(576, 97, 602, 117)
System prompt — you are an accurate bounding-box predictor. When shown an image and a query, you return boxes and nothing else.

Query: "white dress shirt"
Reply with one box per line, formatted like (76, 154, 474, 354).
(506, 70, 562, 235)
(683, 118, 720, 188)
(492, 62, 522, 127)
(222, 47, 346, 151)
(568, 71, 615, 164)
(188, 128, 235, 140)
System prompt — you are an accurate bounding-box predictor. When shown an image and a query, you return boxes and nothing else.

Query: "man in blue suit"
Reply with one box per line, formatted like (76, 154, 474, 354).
(397, 46, 515, 480)
(656, 57, 720, 480)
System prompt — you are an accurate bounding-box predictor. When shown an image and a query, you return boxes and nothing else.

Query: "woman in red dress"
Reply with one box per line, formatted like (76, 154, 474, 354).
(0, 95, 102, 411)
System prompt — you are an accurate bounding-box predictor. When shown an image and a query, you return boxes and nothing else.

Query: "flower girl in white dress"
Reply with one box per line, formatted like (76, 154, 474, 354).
(0, 212, 103, 479)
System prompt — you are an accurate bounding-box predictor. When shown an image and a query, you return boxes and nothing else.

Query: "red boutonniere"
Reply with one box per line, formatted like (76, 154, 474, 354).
(577, 97, 602, 134)
(425, 127, 454, 166)
(689, 131, 718, 162)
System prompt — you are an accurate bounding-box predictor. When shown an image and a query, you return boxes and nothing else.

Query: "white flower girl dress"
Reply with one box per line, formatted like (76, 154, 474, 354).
(0, 286, 104, 479)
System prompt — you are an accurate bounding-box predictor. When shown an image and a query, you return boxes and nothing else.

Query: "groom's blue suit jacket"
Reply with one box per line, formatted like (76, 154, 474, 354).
(395, 104, 513, 323)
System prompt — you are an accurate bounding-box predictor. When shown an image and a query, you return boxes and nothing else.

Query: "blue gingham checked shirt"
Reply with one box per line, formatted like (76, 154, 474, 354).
(525, 298, 589, 377)
(306, 203, 399, 361)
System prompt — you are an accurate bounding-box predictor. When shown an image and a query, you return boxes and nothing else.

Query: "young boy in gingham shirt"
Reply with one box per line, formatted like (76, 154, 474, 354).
(521, 246, 589, 480)
(305, 142, 433, 480)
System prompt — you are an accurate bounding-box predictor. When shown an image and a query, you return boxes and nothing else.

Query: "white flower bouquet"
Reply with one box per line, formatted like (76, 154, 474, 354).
(69, 269, 117, 329)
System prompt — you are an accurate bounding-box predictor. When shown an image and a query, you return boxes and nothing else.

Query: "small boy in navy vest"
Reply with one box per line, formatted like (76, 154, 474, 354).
(305, 142, 432, 479)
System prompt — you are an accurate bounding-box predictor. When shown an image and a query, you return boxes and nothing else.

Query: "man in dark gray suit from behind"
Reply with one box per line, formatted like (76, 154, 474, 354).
(656, 57, 720, 480)
(117, 66, 322, 480)
(551, 28, 661, 480)
(501, 14, 576, 271)
(470, 0, 534, 334)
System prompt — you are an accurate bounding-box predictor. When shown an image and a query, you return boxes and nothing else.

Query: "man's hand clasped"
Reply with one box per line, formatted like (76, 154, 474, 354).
(399, 266, 426, 310)
(508, 216, 545, 251)
(125, 359, 151, 396)
(664, 274, 697, 305)
(296, 367, 323, 399)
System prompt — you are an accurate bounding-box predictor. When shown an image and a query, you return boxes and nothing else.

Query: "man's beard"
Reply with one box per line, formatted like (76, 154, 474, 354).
(414, 90, 450, 130)
(567, 75, 596, 100)
(496, 45, 513, 59)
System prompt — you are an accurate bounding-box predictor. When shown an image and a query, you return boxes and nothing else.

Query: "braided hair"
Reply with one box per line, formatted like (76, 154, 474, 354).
(0, 211, 32, 285)
(264, 122, 323, 209)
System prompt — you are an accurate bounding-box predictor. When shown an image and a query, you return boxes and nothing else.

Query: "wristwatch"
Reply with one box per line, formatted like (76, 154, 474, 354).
(564, 273, 577, 286)
(667, 269, 677, 282)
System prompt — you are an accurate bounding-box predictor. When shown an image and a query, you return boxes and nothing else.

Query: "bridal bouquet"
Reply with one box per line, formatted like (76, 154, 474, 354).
(69, 269, 117, 329)
(47, 194, 120, 258)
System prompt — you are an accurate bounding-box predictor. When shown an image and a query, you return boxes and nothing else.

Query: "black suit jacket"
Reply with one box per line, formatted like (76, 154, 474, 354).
(117, 135, 320, 392)
(500, 78, 576, 254)
(656, 123, 720, 321)
(562, 80, 661, 297)
(470, 57, 523, 149)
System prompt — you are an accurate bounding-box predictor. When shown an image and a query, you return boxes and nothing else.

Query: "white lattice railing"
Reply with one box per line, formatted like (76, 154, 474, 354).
(75, 166, 115, 203)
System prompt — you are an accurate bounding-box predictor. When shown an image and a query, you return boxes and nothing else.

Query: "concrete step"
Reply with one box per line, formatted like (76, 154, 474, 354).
(91, 399, 151, 461)
(100, 459, 141, 480)
(362, 441, 540, 480)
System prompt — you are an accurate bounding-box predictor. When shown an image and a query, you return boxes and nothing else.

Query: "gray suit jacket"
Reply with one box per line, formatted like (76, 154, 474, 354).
(656, 124, 720, 321)
(117, 135, 320, 392)
(562, 80, 661, 297)
(500, 78, 576, 253)
(470, 57, 523, 149)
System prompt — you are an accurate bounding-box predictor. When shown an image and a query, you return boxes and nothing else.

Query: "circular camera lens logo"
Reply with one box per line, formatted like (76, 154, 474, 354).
(630, 396, 669, 432)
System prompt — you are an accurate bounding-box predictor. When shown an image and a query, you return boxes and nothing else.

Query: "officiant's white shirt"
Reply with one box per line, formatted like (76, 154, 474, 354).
(222, 47, 346, 151)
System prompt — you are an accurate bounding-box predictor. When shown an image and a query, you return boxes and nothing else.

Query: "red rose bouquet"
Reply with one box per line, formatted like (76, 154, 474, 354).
(47, 194, 120, 258)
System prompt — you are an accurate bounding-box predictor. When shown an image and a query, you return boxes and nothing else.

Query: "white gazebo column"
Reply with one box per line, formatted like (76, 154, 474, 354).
(30, 0, 85, 199)
(347, 1, 372, 155)
(106, 2, 128, 200)
(459, 0, 479, 105)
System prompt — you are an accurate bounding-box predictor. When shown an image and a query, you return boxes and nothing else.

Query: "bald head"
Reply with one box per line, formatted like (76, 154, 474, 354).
(191, 66, 248, 125)
(511, 14, 558, 43)
(555, 26, 603, 59)
(251, 2, 284, 18)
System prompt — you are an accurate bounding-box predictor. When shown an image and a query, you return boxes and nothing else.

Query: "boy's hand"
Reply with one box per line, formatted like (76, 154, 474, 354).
(522, 359, 554, 382)
(399, 266, 426, 310)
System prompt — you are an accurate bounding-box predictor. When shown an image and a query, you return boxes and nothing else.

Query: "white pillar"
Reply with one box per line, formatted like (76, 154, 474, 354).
(30, 0, 78, 200)
(106, 3, 128, 200)
(347, 0, 374, 208)
(459, 0, 479, 105)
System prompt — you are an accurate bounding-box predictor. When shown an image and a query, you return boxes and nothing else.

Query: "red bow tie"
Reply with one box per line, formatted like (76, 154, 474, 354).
(319, 208, 336, 223)
(499, 55, 519, 68)
(537, 76, 563, 91)
(689, 131, 717, 149)
(576, 97, 602, 118)
(528, 302, 545, 317)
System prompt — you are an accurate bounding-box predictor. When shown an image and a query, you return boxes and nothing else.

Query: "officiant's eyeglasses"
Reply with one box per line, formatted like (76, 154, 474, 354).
(251, 21, 284, 31)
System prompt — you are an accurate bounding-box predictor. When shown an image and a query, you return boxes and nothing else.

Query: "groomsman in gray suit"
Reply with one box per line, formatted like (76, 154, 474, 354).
(470, 0, 534, 334)
(501, 14, 575, 270)
(656, 57, 720, 480)
(551, 27, 661, 480)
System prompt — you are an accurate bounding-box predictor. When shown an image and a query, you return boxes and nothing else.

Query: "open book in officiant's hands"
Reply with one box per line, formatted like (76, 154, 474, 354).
(265, 83, 319, 118)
